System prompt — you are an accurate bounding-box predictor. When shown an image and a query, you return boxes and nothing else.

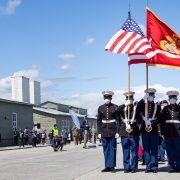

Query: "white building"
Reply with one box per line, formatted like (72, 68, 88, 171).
(11, 76, 30, 103)
(29, 81, 41, 105)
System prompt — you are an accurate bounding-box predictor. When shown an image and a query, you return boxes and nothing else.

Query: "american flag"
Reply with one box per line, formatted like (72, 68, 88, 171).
(105, 11, 156, 64)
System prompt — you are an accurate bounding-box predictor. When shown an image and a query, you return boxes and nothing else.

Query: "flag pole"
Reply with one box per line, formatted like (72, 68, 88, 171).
(128, 65, 130, 124)
(146, 64, 149, 120)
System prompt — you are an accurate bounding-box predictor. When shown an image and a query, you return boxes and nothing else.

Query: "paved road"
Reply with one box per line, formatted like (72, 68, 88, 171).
(0, 142, 179, 180)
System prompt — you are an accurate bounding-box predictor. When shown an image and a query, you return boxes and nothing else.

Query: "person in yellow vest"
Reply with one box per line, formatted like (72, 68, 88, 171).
(90, 127, 97, 144)
(52, 124, 59, 138)
(14, 128, 18, 146)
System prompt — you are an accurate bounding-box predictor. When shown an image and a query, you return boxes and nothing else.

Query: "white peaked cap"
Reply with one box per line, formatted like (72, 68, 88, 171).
(123, 91, 135, 96)
(102, 90, 114, 96)
(144, 88, 157, 93)
(166, 90, 179, 96)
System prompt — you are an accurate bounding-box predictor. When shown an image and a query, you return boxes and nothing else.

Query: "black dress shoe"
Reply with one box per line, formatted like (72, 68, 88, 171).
(145, 170, 152, 173)
(110, 167, 116, 173)
(160, 159, 165, 162)
(131, 169, 136, 173)
(141, 163, 145, 165)
(101, 168, 110, 172)
(152, 170, 157, 173)
(124, 169, 131, 173)
(176, 169, 180, 173)
(168, 170, 176, 173)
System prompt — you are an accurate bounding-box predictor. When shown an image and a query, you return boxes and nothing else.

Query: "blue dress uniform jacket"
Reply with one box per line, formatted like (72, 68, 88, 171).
(115, 104, 141, 137)
(137, 99, 163, 135)
(161, 104, 180, 139)
(97, 103, 120, 137)
(161, 104, 180, 171)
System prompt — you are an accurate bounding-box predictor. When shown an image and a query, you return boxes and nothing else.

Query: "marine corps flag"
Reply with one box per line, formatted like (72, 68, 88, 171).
(147, 7, 180, 69)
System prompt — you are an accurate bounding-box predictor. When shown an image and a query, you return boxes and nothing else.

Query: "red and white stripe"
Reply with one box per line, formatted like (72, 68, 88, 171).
(128, 53, 149, 65)
(105, 29, 156, 59)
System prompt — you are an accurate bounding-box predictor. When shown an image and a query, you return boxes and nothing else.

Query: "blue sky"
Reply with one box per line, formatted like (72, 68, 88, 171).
(1, 0, 180, 115)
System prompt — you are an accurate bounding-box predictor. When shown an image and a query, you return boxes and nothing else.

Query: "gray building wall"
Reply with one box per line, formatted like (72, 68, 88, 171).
(41, 102, 57, 110)
(57, 104, 69, 113)
(0, 101, 33, 146)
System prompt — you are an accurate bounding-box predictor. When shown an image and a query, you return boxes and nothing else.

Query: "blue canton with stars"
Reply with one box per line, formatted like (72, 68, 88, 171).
(121, 11, 146, 38)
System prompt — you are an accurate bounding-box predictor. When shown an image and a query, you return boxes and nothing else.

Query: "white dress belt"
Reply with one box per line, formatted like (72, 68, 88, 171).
(102, 119, 116, 123)
(165, 120, 180, 123)
(122, 119, 136, 123)
(142, 116, 157, 121)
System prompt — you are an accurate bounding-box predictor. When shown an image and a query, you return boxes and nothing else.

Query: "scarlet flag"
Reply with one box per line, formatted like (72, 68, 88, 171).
(147, 7, 180, 69)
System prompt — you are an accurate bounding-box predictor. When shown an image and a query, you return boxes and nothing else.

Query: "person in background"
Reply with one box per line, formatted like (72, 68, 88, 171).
(52, 124, 59, 138)
(30, 128, 37, 148)
(24, 127, 29, 145)
(90, 127, 97, 144)
(79, 128, 83, 144)
(14, 128, 18, 146)
(134, 101, 138, 107)
(67, 132, 71, 144)
(48, 130, 53, 144)
(72, 125, 79, 146)
(89, 128, 92, 143)
(62, 128, 68, 145)
(36, 131, 41, 144)
(18, 129, 24, 148)
(41, 131, 46, 145)
(44, 130, 47, 145)
(52, 135, 63, 152)
(81, 115, 90, 149)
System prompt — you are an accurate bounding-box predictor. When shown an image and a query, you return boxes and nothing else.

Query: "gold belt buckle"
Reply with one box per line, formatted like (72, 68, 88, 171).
(170, 120, 173, 123)
(106, 120, 110, 123)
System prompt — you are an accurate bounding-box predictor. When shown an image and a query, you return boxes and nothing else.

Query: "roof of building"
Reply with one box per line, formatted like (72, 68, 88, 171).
(33, 106, 96, 119)
(0, 98, 34, 106)
(41, 101, 88, 110)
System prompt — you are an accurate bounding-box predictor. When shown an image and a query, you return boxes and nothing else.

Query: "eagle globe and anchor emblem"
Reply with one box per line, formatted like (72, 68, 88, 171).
(160, 34, 180, 54)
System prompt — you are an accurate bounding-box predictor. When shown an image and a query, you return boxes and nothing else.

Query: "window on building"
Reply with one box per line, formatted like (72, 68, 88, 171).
(12, 113, 17, 131)
(69, 107, 79, 114)
(62, 120, 64, 129)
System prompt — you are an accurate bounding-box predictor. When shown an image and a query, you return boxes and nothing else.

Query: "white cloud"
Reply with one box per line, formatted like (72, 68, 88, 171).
(139, 23, 146, 36)
(85, 36, 95, 46)
(48, 84, 180, 116)
(58, 54, 75, 61)
(0, 0, 21, 15)
(0, 66, 53, 99)
(60, 64, 73, 71)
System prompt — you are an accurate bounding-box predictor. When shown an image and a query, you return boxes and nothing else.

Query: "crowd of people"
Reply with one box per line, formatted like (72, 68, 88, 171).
(13, 127, 48, 148)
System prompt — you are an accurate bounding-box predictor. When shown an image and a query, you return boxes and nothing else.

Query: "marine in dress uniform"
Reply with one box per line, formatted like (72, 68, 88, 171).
(157, 100, 168, 162)
(137, 88, 163, 173)
(115, 92, 141, 173)
(161, 91, 180, 173)
(97, 90, 120, 173)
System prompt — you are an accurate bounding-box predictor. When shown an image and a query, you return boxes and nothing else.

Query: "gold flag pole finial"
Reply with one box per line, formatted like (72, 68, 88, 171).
(128, 3, 131, 12)
(147, 0, 149, 8)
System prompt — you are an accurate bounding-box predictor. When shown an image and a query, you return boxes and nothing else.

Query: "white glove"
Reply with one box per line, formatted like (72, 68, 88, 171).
(125, 100, 133, 106)
(98, 134, 101, 139)
(143, 93, 149, 101)
(115, 133, 119, 139)
(162, 135, 164, 139)
(146, 120, 151, 126)
(126, 123, 131, 129)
